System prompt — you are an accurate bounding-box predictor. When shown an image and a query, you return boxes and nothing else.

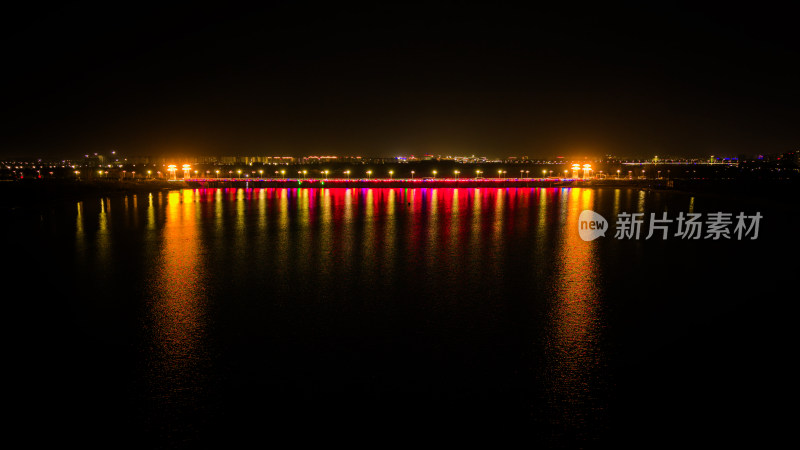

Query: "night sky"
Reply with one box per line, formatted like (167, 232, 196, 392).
(2, 3, 798, 159)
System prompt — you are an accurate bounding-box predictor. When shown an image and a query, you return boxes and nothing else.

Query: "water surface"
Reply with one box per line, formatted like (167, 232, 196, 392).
(7, 187, 795, 447)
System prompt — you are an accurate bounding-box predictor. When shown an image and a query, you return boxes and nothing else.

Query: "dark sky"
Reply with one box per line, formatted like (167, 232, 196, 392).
(2, 2, 798, 159)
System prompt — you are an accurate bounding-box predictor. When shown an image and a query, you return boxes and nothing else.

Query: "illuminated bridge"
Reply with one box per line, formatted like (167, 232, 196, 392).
(178, 177, 662, 189)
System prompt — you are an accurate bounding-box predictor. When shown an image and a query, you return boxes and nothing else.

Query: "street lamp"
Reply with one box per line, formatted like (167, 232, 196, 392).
(389, 170, 393, 179)
(367, 170, 372, 179)
(411, 170, 415, 179)
(432, 170, 437, 178)
(498, 169, 502, 179)
(476, 170, 481, 179)
(345, 170, 350, 179)
(454, 170, 459, 179)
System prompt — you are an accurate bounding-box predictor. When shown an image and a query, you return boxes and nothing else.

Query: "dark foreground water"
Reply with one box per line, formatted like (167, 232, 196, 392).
(5, 187, 797, 448)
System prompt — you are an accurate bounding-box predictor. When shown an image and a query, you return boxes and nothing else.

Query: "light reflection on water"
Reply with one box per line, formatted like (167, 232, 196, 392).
(13, 180, 791, 448)
(144, 190, 211, 437)
(70, 186, 621, 444)
(546, 188, 606, 444)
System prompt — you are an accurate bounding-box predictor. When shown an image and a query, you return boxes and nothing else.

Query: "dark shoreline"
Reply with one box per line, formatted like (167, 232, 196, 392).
(0, 179, 181, 212)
